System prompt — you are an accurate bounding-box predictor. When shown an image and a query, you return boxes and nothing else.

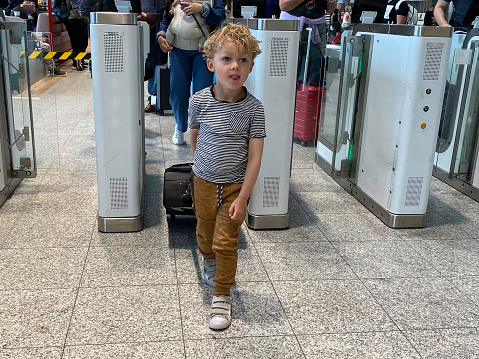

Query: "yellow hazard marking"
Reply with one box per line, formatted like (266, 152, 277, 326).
(18, 51, 91, 60)
(28, 51, 42, 59)
(58, 52, 71, 60)
(74, 52, 88, 60)
(43, 52, 56, 60)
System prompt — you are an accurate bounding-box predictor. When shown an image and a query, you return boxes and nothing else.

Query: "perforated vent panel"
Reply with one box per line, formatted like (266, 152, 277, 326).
(104, 32, 124, 73)
(405, 177, 423, 207)
(423, 43, 444, 81)
(263, 176, 280, 207)
(110, 177, 128, 209)
(269, 38, 289, 77)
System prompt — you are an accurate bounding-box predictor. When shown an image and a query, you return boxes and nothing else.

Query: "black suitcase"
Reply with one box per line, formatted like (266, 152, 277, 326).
(163, 163, 195, 217)
(155, 62, 172, 116)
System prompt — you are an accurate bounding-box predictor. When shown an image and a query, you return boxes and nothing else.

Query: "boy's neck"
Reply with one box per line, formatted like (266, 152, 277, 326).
(212, 84, 246, 103)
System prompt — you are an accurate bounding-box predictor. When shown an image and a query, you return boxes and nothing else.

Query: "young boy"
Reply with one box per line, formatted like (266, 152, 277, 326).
(189, 23, 264, 330)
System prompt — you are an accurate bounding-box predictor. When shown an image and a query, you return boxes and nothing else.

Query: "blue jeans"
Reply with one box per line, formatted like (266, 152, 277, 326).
(147, 76, 156, 103)
(169, 47, 214, 133)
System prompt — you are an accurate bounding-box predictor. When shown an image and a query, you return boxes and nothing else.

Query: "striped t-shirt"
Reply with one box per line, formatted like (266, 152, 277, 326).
(189, 86, 266, 183)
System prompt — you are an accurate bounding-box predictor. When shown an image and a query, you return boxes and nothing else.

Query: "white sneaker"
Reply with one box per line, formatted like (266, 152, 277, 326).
(172, 126, 185, 145)
(209, 295, 232, 330)
(203, 258, 216, 287)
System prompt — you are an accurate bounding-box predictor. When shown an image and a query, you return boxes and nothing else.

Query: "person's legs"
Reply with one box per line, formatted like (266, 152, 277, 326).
(208, 182, 243, 330)
(212, 182, 243, 297)
(192, 50, 214, 94)
(145, 77, 156, 112)
(169, 48, 194, 134)
(193, 176, 218, 261)
(65, 19, 88, 70)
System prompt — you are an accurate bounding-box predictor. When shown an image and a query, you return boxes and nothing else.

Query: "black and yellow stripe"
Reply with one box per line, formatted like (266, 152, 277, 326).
(20, 51, 91, 60)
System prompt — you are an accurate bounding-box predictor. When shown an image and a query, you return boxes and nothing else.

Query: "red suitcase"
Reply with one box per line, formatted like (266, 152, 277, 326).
(294, 84, 325, 144)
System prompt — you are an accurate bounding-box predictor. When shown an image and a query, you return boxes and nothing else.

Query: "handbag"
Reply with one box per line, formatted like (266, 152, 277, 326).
(144, 58, 155, 81)
(287, 0, 327, 19)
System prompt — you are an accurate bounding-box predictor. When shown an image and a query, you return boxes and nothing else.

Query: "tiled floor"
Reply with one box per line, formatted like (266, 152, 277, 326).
(1, 66, 479, 359)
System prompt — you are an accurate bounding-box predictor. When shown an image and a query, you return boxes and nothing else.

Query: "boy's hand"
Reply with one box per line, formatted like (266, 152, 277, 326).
(158, 36, 173, 53)
(229, 196, 247, 221)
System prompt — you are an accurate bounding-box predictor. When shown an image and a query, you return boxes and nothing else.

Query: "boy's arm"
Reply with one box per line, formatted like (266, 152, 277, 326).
(190, 129, 199, 154)
(229, 137, 264, 220)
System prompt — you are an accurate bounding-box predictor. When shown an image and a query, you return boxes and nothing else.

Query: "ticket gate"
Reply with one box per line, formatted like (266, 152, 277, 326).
(0, 17, 37, 208)
(91, 12, 149, 232)
(434, 27, 479, 200)
(315, 24, 452, 228)
(236, 19, 300, 229)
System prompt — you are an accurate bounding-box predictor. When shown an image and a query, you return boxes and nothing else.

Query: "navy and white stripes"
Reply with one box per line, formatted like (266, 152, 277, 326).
(190, 86, 266, 184)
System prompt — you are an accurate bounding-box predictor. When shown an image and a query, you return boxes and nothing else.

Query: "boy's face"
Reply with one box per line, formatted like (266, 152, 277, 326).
(206, 39, 254, 93)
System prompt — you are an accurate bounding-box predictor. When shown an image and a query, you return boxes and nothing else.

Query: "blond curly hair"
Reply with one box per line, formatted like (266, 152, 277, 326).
(203, 23, 262, 60)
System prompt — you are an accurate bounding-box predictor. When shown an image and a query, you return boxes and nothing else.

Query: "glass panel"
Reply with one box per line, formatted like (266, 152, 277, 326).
(450, 42, 479, 180)
(318, 45, 340, 151)
(436, 47, 462, 155)
(0, 18, 36, 176)
(26, 30, 59, 170)
(332, 35, 363, 172)
(316, 35, 363, 172)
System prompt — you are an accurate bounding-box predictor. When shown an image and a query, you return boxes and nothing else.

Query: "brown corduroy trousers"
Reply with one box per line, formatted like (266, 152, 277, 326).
(193, 176, 244, 296)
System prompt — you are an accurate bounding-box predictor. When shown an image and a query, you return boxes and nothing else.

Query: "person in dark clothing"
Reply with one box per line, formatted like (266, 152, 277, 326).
(140, 0, 167, 112)
(383, 0, 409, 24)
(331, 5, 341, 34)
(52, 0, 89, 71)
(424, 5, 435, 26)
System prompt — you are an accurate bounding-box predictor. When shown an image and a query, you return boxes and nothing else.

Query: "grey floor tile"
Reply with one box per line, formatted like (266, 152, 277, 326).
(396, 212, 467, 240)
(167, 216, 200, 248)
(90, 225, 169, 247)
(245, 212, 327, 243)
(63, 341, 185, 359)
(0, 212, 18, 238)
(310, 212, 400, 242)
(429, 177, 452, 193)
(291, 149, 316, 169)
(274, 280, 396, 335)
(4, 213, 95, 248)
(0, 347, 63, 359)
(404, 328, 479, 359)
(255, 241, 356, 281)
(427, 191, 479, 213)
(185, 336, 304, 359)
(180, 282, 293, 339)
(364, 277, 479, 330)
(298, 331, 420, 359)
(175, 243, 269, 285)
(0, 288, 76, 348)
(450, 276, 479, 305)
(290, 168, 343, 193)
(80, 245, 176, 287)
(289, 193, 306, 213)
(408, 239, 479, 277)
(67, 285, 181, 345)
(293, 191, 367, 214)
(334, 240, 440, 279)
(0, 247, 88, 289)
(440, 210, 479, 239)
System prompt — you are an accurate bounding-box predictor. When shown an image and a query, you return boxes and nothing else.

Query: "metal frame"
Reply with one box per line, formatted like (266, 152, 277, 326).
(98, 213, 144, 232)
(351, 185, 426, 228)
(433, 166, 479, 202)
(246, 213, 289, 230)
